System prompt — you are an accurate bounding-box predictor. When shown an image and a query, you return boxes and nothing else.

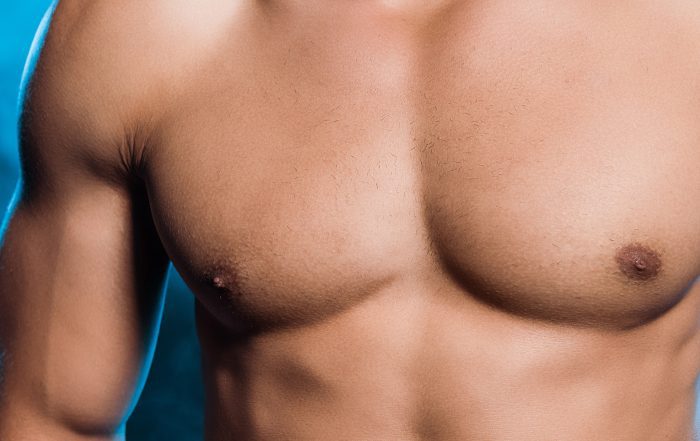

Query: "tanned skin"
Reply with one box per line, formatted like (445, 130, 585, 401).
(1, 0, 700, 440)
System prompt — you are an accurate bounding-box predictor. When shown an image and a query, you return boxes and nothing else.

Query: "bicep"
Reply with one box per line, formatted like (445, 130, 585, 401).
(0, 2, 170, 437)
(0, 178, 169, 437)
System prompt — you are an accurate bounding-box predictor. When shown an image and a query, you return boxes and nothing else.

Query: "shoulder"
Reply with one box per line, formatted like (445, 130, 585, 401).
(20, 0, 235, 177)
(37, 0, 245, 108)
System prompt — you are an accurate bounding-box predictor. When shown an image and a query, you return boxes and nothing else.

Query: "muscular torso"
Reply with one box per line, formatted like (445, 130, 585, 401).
(135, 1, 700, 439)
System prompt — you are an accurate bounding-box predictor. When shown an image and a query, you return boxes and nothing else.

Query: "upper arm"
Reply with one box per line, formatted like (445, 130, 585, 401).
(0, 2, 171, 438)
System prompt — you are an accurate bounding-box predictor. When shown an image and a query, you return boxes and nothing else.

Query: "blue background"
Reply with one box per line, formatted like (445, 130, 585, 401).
(1, 2, 204, 440)
(3, 2, 700, 440)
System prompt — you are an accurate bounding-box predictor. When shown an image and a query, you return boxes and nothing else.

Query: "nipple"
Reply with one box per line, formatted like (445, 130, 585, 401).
(212, 276, 226, 289)
(203, 261, 237, 293)
(615, 243, 662, 281)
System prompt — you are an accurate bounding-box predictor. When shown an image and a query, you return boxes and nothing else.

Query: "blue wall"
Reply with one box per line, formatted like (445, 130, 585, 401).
(0, 3, 204, 439)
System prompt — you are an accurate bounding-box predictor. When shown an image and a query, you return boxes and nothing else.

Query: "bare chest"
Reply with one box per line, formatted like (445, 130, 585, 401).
(144, 3, 700, 331)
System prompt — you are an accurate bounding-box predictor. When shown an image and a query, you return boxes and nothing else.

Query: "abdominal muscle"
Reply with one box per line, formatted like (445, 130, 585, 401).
(194, 271, 700, 441)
